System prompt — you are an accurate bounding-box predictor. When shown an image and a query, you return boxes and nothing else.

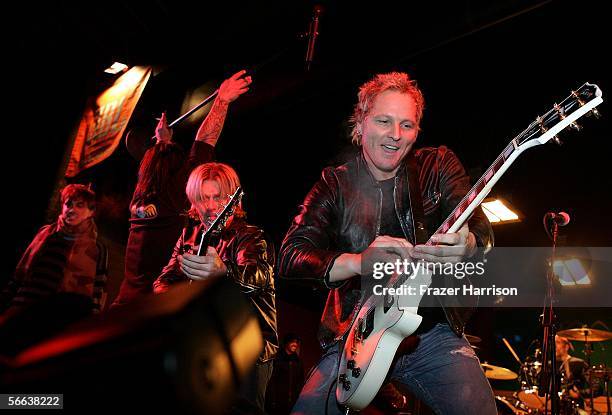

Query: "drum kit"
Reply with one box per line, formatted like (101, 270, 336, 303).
(471, 327, 612, 415)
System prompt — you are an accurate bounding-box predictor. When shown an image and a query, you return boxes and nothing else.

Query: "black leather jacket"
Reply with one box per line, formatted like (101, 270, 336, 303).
(278, 146, 493, 349)
(154, 217, 279, 362)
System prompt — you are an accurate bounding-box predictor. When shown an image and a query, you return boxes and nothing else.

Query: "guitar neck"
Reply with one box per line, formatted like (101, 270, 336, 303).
(195, 187, 243, 256)
(197, 230, 215, 255)
(428, 140, 519, 243)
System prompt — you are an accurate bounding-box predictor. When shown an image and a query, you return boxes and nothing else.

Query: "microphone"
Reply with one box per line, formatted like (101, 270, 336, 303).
(305, 5, 323, 71)
(545, 211, 571, 227)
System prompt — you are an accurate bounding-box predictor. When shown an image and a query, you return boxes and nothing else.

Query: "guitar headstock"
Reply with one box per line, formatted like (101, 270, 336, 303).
(209, 187, 244, 230)
(516, 82, 602, 150)
(197, 187, 244, 255)
(432, 83, 602, 238)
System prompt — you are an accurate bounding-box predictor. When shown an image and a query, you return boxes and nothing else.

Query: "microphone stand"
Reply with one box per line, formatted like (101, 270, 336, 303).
(305, 5, 323, 71)
(540, 214, 561, 415)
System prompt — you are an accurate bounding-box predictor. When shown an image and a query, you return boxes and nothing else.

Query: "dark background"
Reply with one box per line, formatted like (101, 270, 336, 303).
(5, 0, 611, 379)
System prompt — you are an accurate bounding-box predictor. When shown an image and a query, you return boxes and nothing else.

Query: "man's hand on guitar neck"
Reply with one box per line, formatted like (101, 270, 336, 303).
(329, 235, 414, 284)
(179, 247, 228, 281)
(411, 223, 477, 263)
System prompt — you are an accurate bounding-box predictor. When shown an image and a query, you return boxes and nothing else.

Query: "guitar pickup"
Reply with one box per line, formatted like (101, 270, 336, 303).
(352, 312, 375, 354)
(362, 310, 375, 339)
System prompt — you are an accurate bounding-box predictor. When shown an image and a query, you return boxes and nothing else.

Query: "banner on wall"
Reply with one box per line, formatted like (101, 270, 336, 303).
(65, 66, 151, 178)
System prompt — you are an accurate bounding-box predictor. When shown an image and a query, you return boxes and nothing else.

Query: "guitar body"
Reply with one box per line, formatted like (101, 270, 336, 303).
(336, 271, 431, 409)
(335, 83, 603, 410)
(336, 307, 420, 409)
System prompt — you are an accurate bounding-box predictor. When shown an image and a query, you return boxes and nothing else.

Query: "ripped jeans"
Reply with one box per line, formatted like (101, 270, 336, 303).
(291, 323, 496, 415)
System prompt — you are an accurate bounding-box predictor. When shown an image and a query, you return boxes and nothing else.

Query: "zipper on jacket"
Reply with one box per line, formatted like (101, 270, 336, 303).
(375, 187, 382, 237)
(394, 175, 415, 243)
(393, 177, 405, 241)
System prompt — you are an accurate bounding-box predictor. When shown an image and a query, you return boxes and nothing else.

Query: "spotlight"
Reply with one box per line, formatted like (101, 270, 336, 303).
(554, 258, 591, 286)
(104, 62, 129, 74)
(481, 198, 520, 224)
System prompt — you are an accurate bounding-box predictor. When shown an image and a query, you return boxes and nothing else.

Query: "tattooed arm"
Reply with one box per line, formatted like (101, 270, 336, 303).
(195, 70, 252, 146)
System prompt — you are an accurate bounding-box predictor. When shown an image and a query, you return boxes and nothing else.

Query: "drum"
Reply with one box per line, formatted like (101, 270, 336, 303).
(495, 396, 529, 414)
(518, 347, 545, 411)
(585, 396, 611, 414)
(517, 388, 549, 411)
(560, 396, 587, 415)
(586, 364, 611, 395)
(516, 390, 591, 414)
(519, 358, 542, 392)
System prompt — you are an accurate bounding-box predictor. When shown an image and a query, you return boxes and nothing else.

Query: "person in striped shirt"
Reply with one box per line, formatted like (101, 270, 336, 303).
(1, 184, 108, 321)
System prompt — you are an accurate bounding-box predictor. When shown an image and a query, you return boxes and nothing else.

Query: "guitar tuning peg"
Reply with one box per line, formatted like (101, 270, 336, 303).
(569, 122, 582, 131)
(554, 103, 566, 119)
(537, 116, 548, 133)
(571, 90, 586, 106)
(589, 108, 601, 119)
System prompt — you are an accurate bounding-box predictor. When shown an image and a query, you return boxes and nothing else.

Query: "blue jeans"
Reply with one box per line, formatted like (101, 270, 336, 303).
(291, 323, 496, 415)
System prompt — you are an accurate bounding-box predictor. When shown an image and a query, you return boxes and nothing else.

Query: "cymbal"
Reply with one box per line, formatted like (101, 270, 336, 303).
(465, 334, 482, 344)
(481, 363, 518, 380)
(557, 328, 612, 342)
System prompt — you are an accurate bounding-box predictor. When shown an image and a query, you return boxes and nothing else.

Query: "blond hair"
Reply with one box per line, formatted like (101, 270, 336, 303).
(350, 72, 425, 145)
(186, 163, 245, 218)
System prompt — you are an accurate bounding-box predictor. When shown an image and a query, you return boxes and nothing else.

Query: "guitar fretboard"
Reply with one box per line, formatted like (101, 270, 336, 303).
(429, 141, 516, 242)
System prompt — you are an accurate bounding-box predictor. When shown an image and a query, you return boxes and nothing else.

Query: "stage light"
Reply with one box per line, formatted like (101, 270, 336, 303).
(553, 258, 591, 286)
(481, 198, 520, 224)
(104, 62, 129, 74)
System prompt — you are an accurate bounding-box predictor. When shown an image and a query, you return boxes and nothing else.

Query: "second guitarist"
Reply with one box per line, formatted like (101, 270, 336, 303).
(153, 162, 279, 413)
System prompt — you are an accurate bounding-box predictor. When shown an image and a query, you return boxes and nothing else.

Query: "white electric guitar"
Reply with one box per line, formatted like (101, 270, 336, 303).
(336, 83, 603, 410)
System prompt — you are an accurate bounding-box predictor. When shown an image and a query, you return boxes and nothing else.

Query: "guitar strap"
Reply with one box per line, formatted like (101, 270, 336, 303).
(407, 153, 429, 244)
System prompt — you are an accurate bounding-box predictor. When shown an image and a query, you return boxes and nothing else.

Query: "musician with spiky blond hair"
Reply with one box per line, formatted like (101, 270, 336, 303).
(279, 72, 495, 414)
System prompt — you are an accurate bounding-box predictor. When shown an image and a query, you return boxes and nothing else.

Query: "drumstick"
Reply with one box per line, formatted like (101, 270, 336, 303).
(502, 337, 522, 365)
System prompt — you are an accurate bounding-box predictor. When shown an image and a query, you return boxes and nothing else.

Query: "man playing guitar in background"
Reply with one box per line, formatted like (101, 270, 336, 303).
(153, 162, 279, 413)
